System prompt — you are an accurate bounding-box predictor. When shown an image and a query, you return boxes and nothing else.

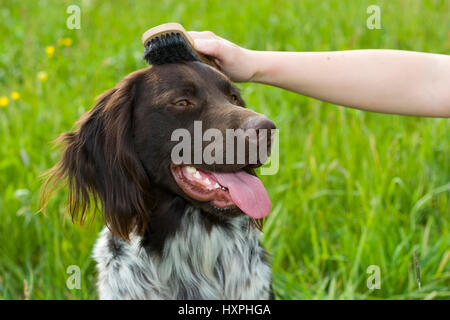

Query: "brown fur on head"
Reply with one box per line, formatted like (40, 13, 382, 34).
(41, 71, 153, 240)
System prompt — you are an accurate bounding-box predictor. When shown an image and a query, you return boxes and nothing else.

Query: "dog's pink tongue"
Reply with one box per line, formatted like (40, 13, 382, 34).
(211, 171, 271, 219)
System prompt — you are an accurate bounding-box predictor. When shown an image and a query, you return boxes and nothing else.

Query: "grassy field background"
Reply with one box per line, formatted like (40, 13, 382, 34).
(0, 0, 449, 299)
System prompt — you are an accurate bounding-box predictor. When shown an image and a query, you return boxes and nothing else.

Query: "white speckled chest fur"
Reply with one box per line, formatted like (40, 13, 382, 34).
(93, 206, 273, 299)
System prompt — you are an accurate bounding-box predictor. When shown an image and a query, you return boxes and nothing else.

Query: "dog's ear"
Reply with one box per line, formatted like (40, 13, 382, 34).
(41, 72, 152, 240)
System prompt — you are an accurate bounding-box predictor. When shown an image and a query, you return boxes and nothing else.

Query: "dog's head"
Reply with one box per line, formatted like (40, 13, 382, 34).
(42, 62, 275, 241)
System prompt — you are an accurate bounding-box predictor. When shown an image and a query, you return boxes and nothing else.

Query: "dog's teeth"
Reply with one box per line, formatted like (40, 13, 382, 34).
(193, 171, 201, 179)
(204, 178, 211, 185)
(185, 166, 197, 173)
(221, 186, 227, 191)
(214, 183, 220, 189)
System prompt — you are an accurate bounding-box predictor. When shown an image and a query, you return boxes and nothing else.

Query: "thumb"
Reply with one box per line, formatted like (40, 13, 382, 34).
(193, 39, 223, 57)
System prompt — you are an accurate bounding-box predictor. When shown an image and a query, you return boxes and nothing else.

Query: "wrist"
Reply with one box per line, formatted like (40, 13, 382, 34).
(246, 50, 270, 83)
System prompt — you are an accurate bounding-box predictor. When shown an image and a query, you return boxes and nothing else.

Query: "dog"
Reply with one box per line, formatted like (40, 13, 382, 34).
(43, 61, 276, 299)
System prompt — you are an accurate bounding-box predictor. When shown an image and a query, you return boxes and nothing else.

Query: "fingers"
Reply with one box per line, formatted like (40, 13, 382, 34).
(188, 31, 224, 57)
(192, 39, 224, 57)
(188, 31, 219, 40)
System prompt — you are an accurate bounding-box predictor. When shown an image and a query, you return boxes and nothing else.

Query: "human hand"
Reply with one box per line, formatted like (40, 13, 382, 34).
(188, 31, 256, 82)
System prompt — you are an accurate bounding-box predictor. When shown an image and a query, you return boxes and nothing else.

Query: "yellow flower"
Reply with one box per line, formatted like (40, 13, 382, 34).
(46, 46, 55, 58)
(37, 71, 48, 82)
(11, 91, 20, 100)
(63, 37, 73, 46)
(58, 37, 73, 47)
(0, 96, 9, 107)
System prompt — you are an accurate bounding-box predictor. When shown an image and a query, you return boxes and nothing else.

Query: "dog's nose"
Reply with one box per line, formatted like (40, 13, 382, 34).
(242, 116, 276, 155)
(242, 116, 276, 133)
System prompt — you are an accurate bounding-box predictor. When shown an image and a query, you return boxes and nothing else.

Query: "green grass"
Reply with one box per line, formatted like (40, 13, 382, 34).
(0, 0, 449, 300)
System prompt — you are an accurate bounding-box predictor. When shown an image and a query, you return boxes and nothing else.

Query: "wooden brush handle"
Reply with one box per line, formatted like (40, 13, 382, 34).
(142, 22, 219, 69)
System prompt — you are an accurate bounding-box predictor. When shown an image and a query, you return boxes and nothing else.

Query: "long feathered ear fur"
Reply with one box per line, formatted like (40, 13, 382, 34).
(41, 72, 152, 241)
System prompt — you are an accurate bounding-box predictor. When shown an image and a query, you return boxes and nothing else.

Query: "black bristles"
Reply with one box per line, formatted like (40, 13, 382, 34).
(143, 32, 201, 66)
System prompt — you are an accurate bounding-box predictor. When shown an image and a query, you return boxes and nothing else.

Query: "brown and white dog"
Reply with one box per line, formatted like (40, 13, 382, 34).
(43, 61, 276, 299)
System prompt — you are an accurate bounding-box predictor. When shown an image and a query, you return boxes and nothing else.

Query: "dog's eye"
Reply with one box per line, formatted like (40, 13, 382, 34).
(175, 99, 190, 107)
(231, 94, 239, 104)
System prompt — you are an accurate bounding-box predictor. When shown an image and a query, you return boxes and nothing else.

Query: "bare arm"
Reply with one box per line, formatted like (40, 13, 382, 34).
(250, 50, 450, 117)
(189, 31, 450, 117)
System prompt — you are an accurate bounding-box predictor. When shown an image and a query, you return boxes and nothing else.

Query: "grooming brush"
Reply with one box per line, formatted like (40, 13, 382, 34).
(142, 22, 218, 68)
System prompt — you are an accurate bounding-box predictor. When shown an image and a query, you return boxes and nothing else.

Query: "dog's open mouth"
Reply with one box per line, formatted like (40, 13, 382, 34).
(170, 164, 271, 219)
